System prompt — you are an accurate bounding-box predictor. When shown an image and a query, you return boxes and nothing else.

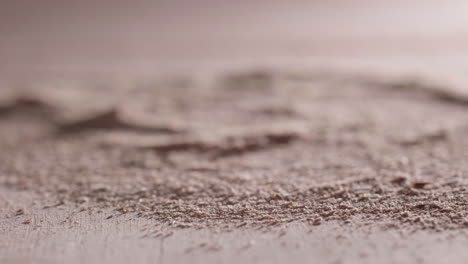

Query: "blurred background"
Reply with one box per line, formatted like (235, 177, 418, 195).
(1, 0, 468, 83)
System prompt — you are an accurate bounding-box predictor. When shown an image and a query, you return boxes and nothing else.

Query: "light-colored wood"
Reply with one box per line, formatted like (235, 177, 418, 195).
(2, 188, 468, 264)
(2, 1, 468, 263)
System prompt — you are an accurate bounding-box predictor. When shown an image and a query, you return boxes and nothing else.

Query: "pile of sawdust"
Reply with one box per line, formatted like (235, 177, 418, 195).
(1, 69, 468, 231)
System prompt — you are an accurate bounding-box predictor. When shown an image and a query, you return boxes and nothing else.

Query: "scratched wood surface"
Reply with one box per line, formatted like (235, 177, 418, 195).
(2, 1, 468, 263)
(3, 187, 468, 264)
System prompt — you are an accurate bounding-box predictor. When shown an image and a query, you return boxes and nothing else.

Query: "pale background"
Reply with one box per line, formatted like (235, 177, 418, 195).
(1, 0, 468, 83)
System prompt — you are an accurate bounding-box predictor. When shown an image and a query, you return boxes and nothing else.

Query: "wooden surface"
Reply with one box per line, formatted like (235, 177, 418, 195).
(3, 187, 468, 264)
(2, 1, 468, 263)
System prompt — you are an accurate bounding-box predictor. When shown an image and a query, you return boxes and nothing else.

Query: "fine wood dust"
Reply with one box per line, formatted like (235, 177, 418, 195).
(1, 70, 468, 231)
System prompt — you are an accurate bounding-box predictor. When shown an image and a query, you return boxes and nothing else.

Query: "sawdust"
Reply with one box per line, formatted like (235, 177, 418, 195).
(1, 69, 468, 231)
